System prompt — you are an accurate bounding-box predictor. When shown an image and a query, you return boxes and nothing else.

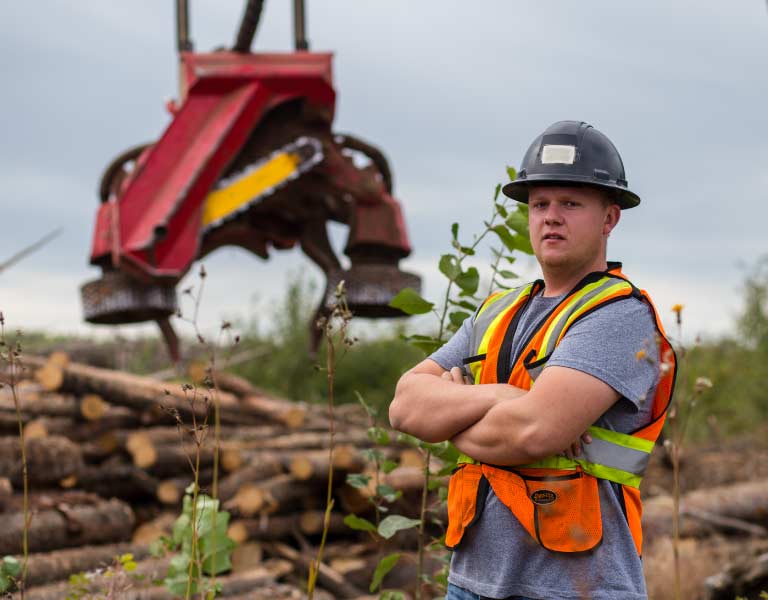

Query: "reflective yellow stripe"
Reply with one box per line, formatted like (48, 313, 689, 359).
(556, 282, 633, 345)
(470, 361, 482, 384)
(587, 425, 654, 453)
(202, 151, 300, 226)
(457, 453, 478, 465)
(477, 288, 514, 317)
(536, 279, 609, 359)
(520, 455, 642, 488)
(579, 460, 642, 488)
(473, 284, 534, 384)
(520, 455, 579, 470)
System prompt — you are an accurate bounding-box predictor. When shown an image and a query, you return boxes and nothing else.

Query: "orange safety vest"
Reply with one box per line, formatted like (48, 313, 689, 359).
(445, 263, 676, 556)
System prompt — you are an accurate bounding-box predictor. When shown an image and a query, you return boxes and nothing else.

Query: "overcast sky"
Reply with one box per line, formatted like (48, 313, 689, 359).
(2, 1, 767, 346)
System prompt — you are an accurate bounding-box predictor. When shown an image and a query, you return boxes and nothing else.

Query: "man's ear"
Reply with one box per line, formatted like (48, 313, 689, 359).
(603, 204, 620, 235)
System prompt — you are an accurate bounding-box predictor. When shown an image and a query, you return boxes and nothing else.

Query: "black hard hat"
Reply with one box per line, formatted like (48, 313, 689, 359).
(502, 120, 640, 209)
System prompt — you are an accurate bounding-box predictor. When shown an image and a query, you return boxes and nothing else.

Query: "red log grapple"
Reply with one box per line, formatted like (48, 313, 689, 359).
(82, 13, 420, 358)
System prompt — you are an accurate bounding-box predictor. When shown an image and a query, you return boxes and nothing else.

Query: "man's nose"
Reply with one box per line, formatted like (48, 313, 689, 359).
(543, 204, 563, 224)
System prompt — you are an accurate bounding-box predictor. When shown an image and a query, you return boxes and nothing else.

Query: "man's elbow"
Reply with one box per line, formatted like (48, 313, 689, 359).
(388, 375, 443, 443)
(388, 374, 412, 433)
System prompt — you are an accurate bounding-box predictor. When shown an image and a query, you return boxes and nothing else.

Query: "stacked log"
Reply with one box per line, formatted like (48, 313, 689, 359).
(0, 353, 434, 598)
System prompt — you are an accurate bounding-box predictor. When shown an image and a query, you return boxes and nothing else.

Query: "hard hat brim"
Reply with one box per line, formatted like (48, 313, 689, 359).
(502, 177, 641, 210)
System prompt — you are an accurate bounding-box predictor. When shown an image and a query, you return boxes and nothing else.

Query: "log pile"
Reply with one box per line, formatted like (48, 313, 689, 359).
(8, 353, 766, 598)
(0, 353, 436, 599)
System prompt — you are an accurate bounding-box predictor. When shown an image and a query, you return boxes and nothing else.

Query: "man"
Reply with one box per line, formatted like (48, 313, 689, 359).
(389, 121, 676, 600)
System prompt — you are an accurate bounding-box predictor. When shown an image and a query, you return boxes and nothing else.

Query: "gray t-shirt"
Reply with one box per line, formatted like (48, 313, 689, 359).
(429, 288, 659, 600)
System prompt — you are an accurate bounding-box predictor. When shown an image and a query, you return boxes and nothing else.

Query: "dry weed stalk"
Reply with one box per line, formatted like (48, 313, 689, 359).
(0, 313, 28, 597)
(307, 281, 355, 599)
(664, 304, 712, 600)
(161, 264, 240, 599)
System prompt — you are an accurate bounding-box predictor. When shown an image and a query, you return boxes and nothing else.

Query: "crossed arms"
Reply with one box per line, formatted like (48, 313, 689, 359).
(388, 358, 620, 465)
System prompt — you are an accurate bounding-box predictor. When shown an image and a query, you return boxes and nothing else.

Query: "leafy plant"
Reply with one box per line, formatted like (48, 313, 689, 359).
(0, 556, 21, 594)
(343, 394, 423, 595)
(65, 553, 140, 600)
(150, 487, 236, 598)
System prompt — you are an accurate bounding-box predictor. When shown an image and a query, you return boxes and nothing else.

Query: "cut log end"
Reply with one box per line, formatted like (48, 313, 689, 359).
(59, 474, 78, 489)
(222, 448, 244, 472)
(47, 351, 70, 369)
(228, 521, 250, 545)
(289, 456, 314, 481)
(80, 394, 108, 421)
(231, 483, 267, 516)
(157, 481, 182, 505)
(35, 364, 63, 392)
(24, 420, 49, 440)
(127, 432, 158, 469)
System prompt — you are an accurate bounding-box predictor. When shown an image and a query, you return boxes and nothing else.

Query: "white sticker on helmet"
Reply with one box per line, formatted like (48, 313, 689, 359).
(541, 145, 576, 165)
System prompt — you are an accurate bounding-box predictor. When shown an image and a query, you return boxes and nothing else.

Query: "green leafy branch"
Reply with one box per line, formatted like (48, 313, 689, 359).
(344, 394, 420, 597)
(390, 167, 533, 356)
(150, 487, 236, 599)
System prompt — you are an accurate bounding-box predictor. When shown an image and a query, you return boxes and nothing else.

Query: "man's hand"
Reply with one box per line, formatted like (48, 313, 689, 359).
(563, 431, 593, 460)
(441, 366, 472, 386)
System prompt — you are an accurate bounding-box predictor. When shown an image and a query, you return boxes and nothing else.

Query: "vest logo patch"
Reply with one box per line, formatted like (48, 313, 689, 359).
(530, 489, 557, 505)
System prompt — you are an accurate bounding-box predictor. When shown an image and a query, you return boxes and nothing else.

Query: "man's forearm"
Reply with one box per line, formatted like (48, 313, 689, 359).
(389, 365, 526, 443)
(451, 399, 540, 465)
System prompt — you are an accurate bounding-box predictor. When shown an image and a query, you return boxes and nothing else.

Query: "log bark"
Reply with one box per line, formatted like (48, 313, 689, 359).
(81, 424, 308, 462)
(225, 474, 318, 516)
(705, 550, 768, 600)
(264, 541, 364, 599)
(642, 479, 768, 542)
(0, 414, 70, 437)
(287, 445, 365, 481)
(0, 496, 134, 554)
(125, 432, 215, 477)
(225, 584, 335, 600)
(19, 555, 170, 600)
(218, 454, 285, 502)
(242, 394, 307, 429)
(212, 370, 259, 397)
(21, 557, 295, 600)
(222, 430, 370, 452)
(16, 542, 152, 587)
(228, 510, 348, 543)
(0, 391, 78, 417)
(0, 435, 84, 487)
(23, 356, 284, 426)
(75, 460, 160, 502)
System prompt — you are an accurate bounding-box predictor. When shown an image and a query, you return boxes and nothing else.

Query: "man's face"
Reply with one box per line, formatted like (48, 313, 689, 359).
(527, 186, 620, 274)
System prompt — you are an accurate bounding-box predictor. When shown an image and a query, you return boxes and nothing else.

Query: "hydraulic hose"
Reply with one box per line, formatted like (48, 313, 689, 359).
(233, 0, 265, 53)
(336, 134, 394, 195)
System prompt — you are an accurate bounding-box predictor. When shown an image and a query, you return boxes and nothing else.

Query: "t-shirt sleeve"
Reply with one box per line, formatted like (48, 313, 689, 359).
(545, 297, 659, 411)
(428, 313, 473, 373)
